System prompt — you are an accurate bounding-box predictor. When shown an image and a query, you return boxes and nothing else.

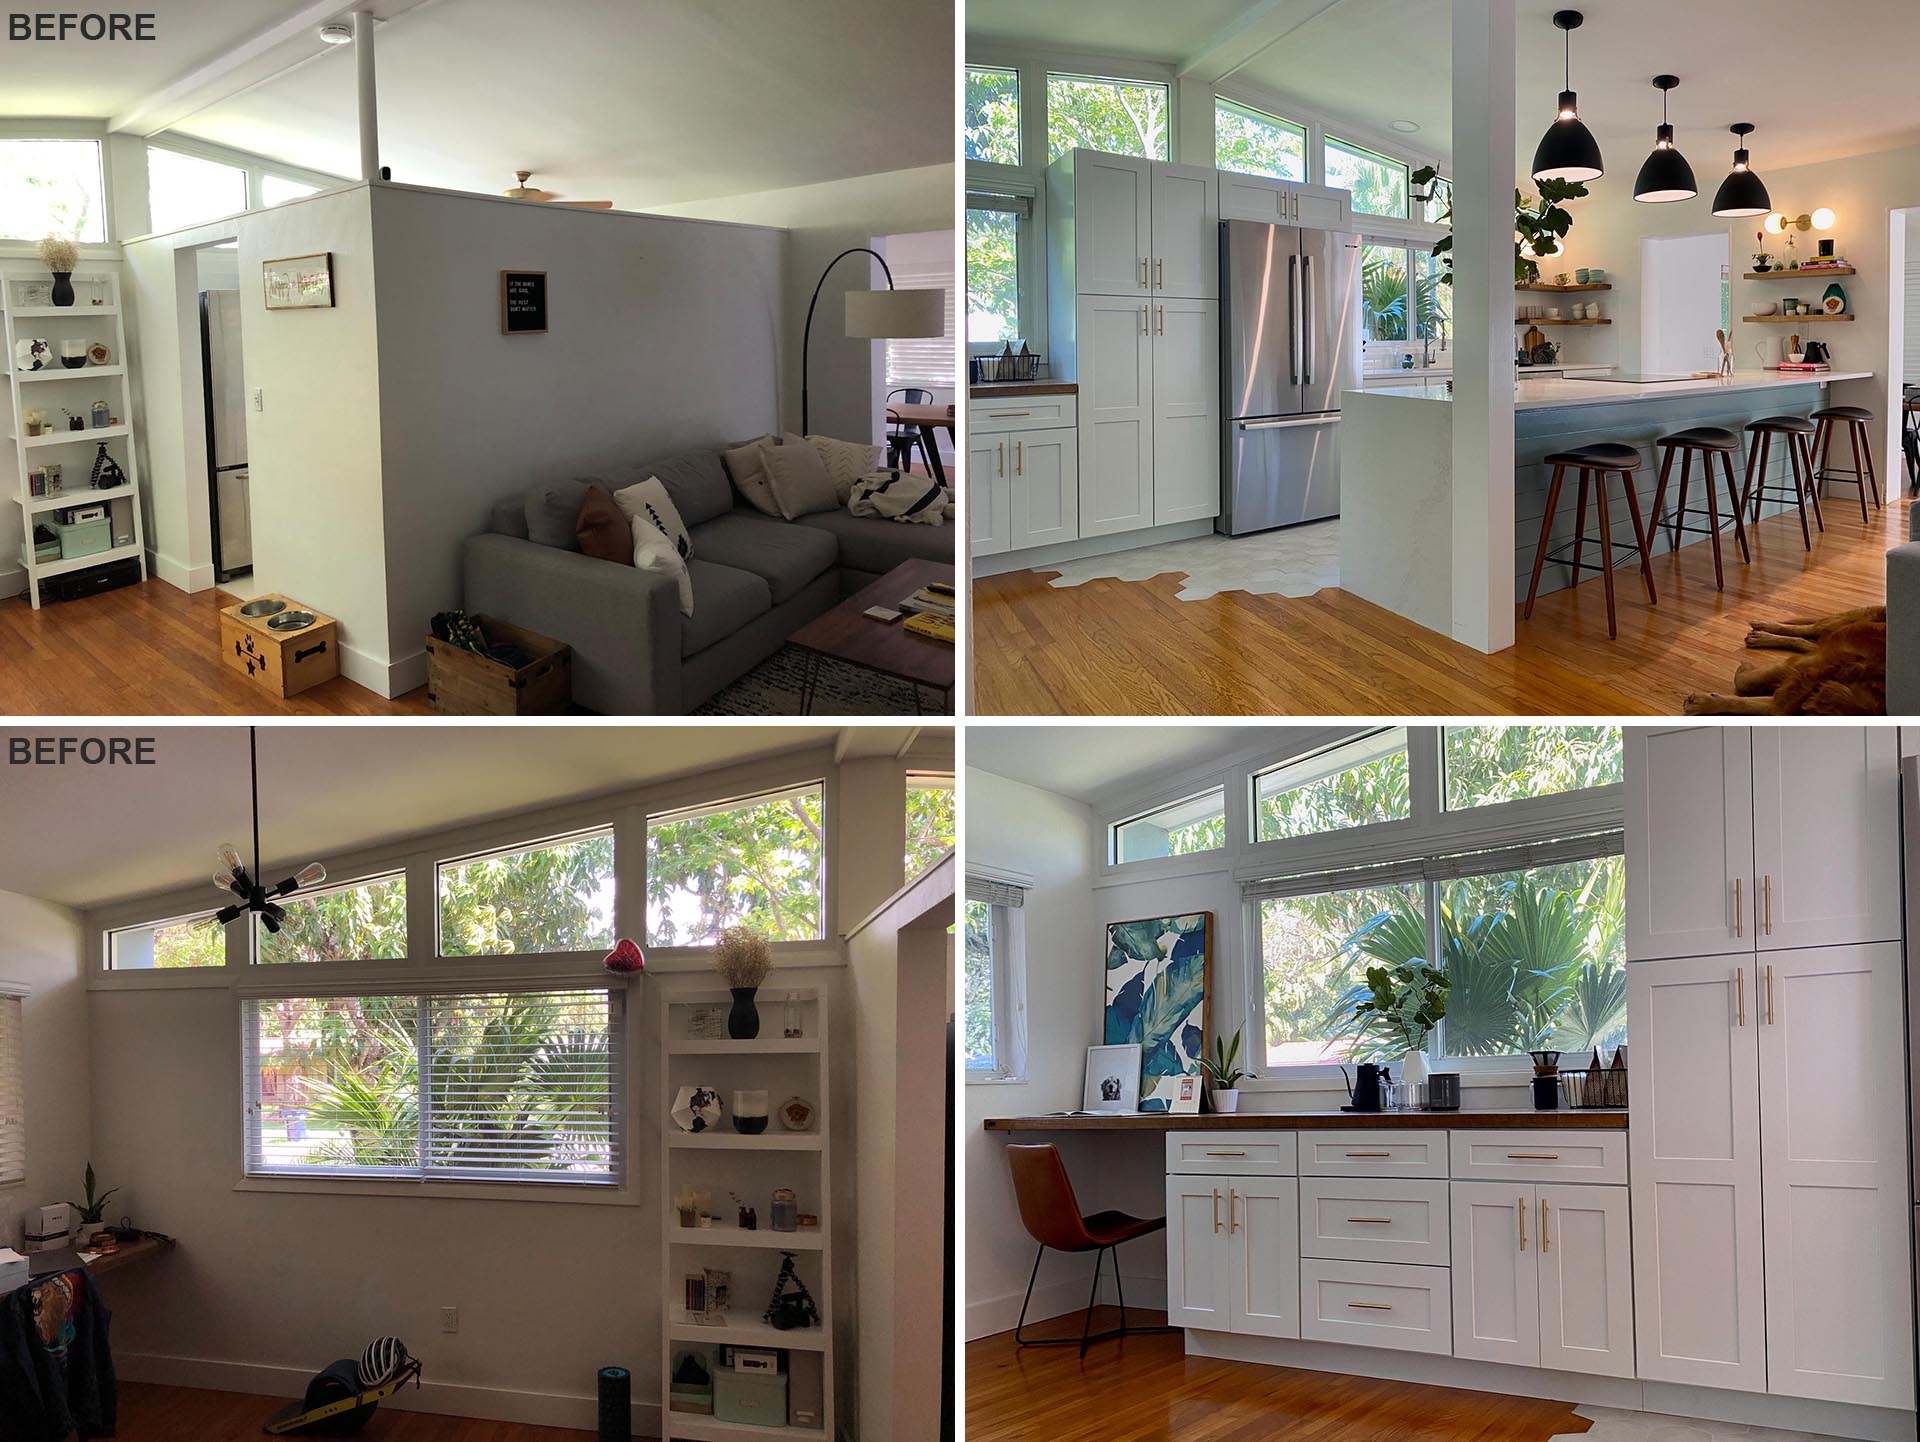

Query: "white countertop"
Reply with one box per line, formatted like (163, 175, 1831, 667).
(1351, 369, 1871, 411)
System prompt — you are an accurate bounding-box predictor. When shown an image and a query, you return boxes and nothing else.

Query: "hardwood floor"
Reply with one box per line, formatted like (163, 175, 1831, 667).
(967, 1309, 1591, 1442)
(0, 579, 430, 715)
(118, 1381, 621, 1440)
(971, 496, 1909, 716)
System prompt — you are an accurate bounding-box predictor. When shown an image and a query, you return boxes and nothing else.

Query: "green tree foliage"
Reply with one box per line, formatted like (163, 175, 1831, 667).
(965, 67, 1020, 165)
(1046, 75, 1169, 162)
(1168, 814, 1227, 855)
(441, 835, 615, 956)
(646, 792, 823, 948)
(260, 875, 407, 964)
(1215, 102, 1306, 182)
(1363, 247, 1410, 342)
(906, 782, 957, 882)
(1258, 744, 1410, 842)
(1443, 725, 1621, 808)
(963, 899, 993, 1064)
(1326, 139, 1408, 219)
(966, 208, 1019, 343)
(150, 917, 225, 969)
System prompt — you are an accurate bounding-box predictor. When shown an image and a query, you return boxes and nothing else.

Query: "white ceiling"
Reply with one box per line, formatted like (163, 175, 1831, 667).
(968, 0, 1920, 173)
(7, 0, 952, 209)
(0, 725, 927, 909)
(967, 725, 1314, 807)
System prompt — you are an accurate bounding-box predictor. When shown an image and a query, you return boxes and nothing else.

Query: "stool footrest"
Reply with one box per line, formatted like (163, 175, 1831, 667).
(1544, 541, 1646, 572)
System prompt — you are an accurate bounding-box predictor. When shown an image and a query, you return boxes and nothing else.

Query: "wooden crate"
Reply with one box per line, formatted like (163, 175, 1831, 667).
(424, 616, 571, 715)
(218, 593, 340, 698)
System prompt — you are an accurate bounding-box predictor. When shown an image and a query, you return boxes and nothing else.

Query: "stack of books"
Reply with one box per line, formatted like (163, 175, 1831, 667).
(1778, 359, 1832, 374)
(899, 581, 955, 620)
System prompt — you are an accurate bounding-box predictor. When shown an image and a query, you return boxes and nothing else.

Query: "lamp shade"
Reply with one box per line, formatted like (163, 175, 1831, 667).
(1712, 123, 1771, 218)
(1633, 134, 1697, 203)
(844, 287, 945, 339)
(1532, 101, 1605, 184)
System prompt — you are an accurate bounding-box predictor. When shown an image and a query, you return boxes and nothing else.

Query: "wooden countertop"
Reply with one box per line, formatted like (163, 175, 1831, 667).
(969, 381, 1077, 398)
(983, 1108, 1626, 1132)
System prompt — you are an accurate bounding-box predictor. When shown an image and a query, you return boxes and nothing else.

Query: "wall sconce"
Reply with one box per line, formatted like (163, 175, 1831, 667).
(1764, 207, 1837, 235)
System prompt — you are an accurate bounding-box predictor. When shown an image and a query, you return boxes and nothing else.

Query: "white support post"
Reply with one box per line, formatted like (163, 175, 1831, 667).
(1450, 0, 1518, 653)
(354, 9, 380, 182)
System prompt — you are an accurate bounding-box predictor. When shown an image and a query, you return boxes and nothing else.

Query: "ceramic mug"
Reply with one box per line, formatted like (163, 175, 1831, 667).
(1548, 307, 1563, 319)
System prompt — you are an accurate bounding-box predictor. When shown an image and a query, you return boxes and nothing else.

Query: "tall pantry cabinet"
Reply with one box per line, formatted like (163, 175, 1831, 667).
(1623, 726, 1913, 1409)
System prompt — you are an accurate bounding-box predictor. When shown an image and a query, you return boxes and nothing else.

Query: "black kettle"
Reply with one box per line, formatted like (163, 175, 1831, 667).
(1343, 1062, 1387, 1113)
(1803, 340, 1831, 365)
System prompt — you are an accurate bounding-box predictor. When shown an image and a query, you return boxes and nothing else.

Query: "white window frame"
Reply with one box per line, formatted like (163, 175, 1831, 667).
(0, 127, 111, 246)
(964, 869, 1029, 1084)
(1324, 132, 1414, 221)
(1213, 96, 1309, 183)
(964, 184, 1033, 355)
(643, 780, 830, 950)
(1110, 784, 1228, 866)
(144, 140, 249, 236)
(255, 867, 408, 966)
(436, 824, 617, 962)
(906, 770, 957, 883)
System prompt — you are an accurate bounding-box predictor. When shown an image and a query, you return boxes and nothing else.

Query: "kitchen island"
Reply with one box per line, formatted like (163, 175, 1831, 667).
(1340, 369, 1874, 640)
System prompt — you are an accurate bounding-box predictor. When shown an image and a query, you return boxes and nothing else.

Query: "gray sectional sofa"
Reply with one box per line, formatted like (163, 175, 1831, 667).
(462, 445, 953, 713)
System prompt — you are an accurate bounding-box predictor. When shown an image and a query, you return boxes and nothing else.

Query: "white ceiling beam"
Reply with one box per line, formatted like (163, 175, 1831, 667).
(1177, 0, 1353, 84)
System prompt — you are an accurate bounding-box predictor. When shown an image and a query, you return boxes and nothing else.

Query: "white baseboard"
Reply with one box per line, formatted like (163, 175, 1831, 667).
(336, 637, 393, 697)
(1639, 1381, 1916, 1442)
(971, 519, 1217, 578)
(116, 1351, 664, 1435)
(966, 1265, 1169, 1342)
(146, 546, 215, 593)
(0, 563, 23, 599)
(385, 644, 428, 698)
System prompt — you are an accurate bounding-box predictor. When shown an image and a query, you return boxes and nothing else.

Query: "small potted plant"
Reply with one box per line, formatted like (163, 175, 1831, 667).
(68, 1162, 120, 1246)
(1753, 233, 1772, 272)
(711, 925, 772, 1039)
(1201, 1029, 1245, 1113)
(1344, 959, 1450, 1090)
(38, 233, 79, 307)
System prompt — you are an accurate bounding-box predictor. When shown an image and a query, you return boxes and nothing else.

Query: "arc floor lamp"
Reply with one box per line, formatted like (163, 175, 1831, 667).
(800, 247, 945, 436)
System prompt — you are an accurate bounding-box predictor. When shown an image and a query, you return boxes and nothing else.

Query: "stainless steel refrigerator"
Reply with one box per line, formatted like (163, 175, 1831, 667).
(1216, 219, 1363, 536)
(1901, 757, 1920, 1404)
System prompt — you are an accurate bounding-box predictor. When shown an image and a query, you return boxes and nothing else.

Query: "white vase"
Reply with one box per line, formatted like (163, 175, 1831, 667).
(1400, 1049, 1430, 1088)
(1210, 1088, 1240, 1113)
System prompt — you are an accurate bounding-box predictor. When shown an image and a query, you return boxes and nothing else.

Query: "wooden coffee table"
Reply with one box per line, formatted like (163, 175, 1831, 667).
(788, 559, 955, 714)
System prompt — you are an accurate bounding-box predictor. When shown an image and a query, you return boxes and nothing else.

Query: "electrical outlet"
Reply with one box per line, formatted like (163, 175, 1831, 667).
(440, 1306, 458, 1334)
(250, 388, 264, 412)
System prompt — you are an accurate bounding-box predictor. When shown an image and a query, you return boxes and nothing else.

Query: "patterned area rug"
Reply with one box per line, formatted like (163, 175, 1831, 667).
(1041, 518, 1341, 600)
(1560, 1405, 1856, 1442)
(694, 645, 943, 716)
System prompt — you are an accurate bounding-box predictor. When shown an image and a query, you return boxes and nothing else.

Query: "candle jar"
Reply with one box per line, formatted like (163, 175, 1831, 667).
(771, 1188, 797, 1232)
(90, 400, 109, 429)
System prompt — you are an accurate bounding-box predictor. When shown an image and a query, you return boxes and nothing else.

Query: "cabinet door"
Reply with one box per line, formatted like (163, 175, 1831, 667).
(1151, 299, 1221, 525)
(1218, 172, 1292, 225)
(1230, 1177, 1300, 1339)
(1624, 726, 1755, 961)
(1074, 151, 1152, 296)
(1751, 727, 1900, 951)
(1627, 955, 1767, 1391)
(1449, 1181, 1539, 1367)
(1165, 1175, 1233, 1331)
(1536, 1184, 1634, 1379)
(969, 433, 1010, 557)
(1075, 294, 1154, 537)
(1292, 183, 1349, 231)
(1757, 943, 1914, 1407)
(1009, 428, 1078, 551)
(1150, 162, 1218, 299)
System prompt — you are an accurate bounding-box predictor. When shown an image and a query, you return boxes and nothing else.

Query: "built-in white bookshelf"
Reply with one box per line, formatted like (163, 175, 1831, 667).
(1, 270, 147, 608)
(658, 985, 834, 1441)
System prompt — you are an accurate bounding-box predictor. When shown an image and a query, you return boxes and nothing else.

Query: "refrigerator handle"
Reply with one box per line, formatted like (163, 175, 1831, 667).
(1288, 253, 1299, 387)
(1302, 253, 1314, 388)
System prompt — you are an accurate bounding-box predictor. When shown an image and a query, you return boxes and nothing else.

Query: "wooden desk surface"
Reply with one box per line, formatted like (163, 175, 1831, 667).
(84, 1235, 173, 1275)
(969, 380, 1078, 398)
(983, 1108, 1626, 1132)
(886, 403, 956, 427)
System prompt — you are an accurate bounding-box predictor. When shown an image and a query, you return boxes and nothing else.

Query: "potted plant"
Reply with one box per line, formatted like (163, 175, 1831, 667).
(1200, 1029, 1245, 1113)
(1753, 233, 1772, 272)
(711, 925, 772, 1039)
(1411, 167, 1591, 288)
(1343, 958, 1450, 1089)
(38, 233, 78, 308)
(68, 1162, 120, 1246)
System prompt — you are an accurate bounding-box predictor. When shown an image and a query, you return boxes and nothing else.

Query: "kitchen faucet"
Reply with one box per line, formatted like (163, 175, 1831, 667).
(1422, 320, 1449, 369)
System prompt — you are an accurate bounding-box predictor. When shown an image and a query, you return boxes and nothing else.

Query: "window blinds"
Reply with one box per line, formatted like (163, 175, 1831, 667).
(966, 875, 1026, 909)
(0, 994, 22, 1187)
(243, 987, 624, 1186)
(886, 257, 957, 388)
(1241, 831, 1622, 902)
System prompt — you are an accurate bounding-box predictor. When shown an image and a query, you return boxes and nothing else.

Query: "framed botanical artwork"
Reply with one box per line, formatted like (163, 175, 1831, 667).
(262, 253, 335, 310)
(1102, 912, 1211, 1113)
(1082, 1044, 1141, 1113)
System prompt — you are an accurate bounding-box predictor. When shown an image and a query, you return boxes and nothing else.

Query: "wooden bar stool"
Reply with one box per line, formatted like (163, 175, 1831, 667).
(1810, 404, 1882, 522)
(1739, 415, 1821, 550)
(1649, 426, 1750, 590)
(1523, 442, 1656, 640)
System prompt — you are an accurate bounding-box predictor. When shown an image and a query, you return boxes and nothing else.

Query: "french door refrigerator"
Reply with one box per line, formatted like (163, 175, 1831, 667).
(1217, 219, 1362, 536)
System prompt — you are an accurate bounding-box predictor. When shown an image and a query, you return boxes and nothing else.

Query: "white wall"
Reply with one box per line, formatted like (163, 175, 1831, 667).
(0, 889, 87, 1251)
(366, 184, 785, 694)
(1641, 231, 1731, 375)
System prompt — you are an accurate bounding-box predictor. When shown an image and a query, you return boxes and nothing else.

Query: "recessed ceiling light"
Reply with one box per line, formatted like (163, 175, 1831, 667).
(317, 21, 353, 44)
(1391, 120, 1421, 133)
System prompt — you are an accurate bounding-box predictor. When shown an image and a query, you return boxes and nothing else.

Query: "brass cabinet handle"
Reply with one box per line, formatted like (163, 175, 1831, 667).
(1344, 1151, 1391, 1158)
(1347, 1217, 1393, 1225)
(1518, 1196, 1528, 1251)
(1204, 1150, 1248, 1157)
(1015, 440, 1023, 476)
(1211, 1187, 1221, 1234)
(986, 410, 1031, 418)
(1140, 304, 1149, 335)
(1766, 964, 1774, 1025)
(1156, 257, 1164, 289)
(996, 441, 1004, 478)
(1507, 1152, 1561, 1160)
(1541, 1199, 1551, 1253)
(1140, 256, 1149, 288)
(1736, 966, 1746, 1027)
(1734, 877, 1743, 937)
(1157, 304, 1165, 336)
(1228, 1188, 1239, 1235)
(1347, 1300, 1392, 1311)
(1763, 874, 1772, 935)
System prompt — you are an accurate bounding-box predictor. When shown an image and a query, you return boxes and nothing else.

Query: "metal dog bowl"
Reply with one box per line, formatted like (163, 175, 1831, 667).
(239, 598, 286, 618)
(266, 610, 316, 631)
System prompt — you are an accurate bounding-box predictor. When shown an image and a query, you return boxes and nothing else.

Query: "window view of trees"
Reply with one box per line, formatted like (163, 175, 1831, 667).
(966, 207, 1020, 344)
(906, 778, 956, 882)
(115, 914, 224, 969)
(0, 139, 106, 242)
(1363, 245, 1451, 346)
(646, 788, 824, 948)
(259, 875, 407, 964)
(1325, 136, 1410, 218)
(439, 833, 615, 957)
(1444, 725, 1622, 808)
(965, 67, 1021, 165)
(1263, 882, 1424, 1065)
(1113, 790, 1227, 862)
(1256, 733, 1411, 842)
(1047, 74, 1170, 161)
(1215, 99, 1307, 182)
(963, 899, 997, 1071)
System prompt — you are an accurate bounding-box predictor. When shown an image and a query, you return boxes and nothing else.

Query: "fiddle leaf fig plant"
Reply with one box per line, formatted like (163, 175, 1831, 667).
(1345, 958, 1450, 1057)
(1412, 166, 1590, 288)
(1199, 1028, 1245, 1090)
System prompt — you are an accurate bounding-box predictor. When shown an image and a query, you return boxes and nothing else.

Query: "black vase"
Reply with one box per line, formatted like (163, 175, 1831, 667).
(50, 272, 74, 308)
(727, 986, 760, 1040)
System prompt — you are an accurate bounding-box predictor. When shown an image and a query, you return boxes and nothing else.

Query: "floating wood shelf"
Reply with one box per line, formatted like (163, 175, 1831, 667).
(1745, 314, 1853, 323)
(1516, 318, 1612, 326)
(1745, 267, 1854, 280)
(1517, 282, 1612, 292)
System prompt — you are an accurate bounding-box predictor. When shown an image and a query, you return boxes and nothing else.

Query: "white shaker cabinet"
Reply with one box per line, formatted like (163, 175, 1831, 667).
(1749, 727, 1900, 951)
(1149, 162, 1219, 300)
(1450, 1181, 1538, 1368)
(969, 434, 1009, 558)
(1217, 171, 1352, 232)
(1164, 1173, 1299, 1339)
(1624, 726, 1755, 962)
(1008, 426, 1079, 551)
(1060, 151, 1153, 298)
(1166, 1174, 1234, 1331)
(1150, 298, 1221, 525)
(1075, 294, 1155, 537)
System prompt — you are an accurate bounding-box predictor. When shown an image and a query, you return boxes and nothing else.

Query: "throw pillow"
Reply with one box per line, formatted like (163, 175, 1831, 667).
(613, 476, 695, 616)
(807, 434, 885, 504)
(722, 435, 782, 518)
(760, 434, 840, 520)
(525, 477, 591, 550)
(574, 485, 634, 565)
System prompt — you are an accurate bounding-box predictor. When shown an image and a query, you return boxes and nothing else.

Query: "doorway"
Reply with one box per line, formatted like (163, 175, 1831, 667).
(193, 241, 252, 588)
(1641, 231, 1731, 374)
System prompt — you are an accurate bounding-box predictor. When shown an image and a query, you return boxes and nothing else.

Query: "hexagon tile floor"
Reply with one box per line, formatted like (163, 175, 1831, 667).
(1040, 518, 1341, 601)
(1559, 1405, 1857, 1442)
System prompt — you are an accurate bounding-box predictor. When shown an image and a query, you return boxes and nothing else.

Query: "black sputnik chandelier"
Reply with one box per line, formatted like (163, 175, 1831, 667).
(211, 727, 327, 934)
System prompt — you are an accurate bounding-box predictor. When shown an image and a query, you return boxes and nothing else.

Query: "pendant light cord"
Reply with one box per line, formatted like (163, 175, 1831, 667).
(1564, 26, 1570, 89)
(249, 725, 261, 881)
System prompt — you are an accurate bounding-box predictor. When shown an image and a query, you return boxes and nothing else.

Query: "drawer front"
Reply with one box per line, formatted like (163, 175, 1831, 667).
(1449, 1131, 1626, 1186)
(1298, 1131, 1449, 1178)
(1166, 1130, 1296, 1176)
(1298, 1177, 1451, 1266)
(1298, 1259, 1453, 1355)
(968, 395, 1077, 434)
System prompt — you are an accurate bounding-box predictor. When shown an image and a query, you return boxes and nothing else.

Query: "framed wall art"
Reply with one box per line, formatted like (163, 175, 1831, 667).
(262, 253, 335, 310)
(1102, 912, 1211, 1113)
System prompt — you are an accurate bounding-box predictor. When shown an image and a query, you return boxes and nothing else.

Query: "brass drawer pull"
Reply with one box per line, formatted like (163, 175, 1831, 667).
(1211, 1188, 1221, 1234)
(986, 410, 1031, 418)
(1541, 1198, 1551, 1254)
(1140, 256, 1149, 288)
(1347, 1301, 1393, 1311)
(1734, 877, 1743, 937)
(1506, 1152, 1561, 1161)
(1736, 966, 1746, 1027)
(1344, 1150, 1392, 1158)
(1015, 440, 1023, 475)
(1347, 1217, 1393, 1225)
(1518, 1196, 1528, 1251)
(1204, 1150, 1248, 1157)
(1763, 874, 1772, 935)
(1228, 1188, 1239, 1235)
(1765, 964, 1774, 1024)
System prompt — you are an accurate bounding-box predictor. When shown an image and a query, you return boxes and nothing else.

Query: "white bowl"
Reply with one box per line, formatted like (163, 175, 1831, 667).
(1756, 301, 1779, 316)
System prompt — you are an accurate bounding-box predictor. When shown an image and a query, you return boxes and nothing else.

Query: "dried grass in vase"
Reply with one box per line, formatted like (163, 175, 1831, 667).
(38, 234, 79, 275)
(711, 926, 772, 991)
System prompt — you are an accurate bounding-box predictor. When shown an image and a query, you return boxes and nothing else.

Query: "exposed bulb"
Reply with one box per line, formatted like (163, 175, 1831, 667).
(213, 869, 235, 891)
(217, 842, 243, 872)
(295, 862, 327, 887)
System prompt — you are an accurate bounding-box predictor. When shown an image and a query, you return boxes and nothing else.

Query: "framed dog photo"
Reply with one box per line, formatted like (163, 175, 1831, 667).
(1083, 1044, 1141, 1113)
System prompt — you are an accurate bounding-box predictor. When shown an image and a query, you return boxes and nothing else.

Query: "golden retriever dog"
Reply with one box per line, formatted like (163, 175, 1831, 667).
(1683, 606, 1886, 716)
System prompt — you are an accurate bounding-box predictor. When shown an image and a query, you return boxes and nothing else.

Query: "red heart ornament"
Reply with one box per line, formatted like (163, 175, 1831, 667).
(603, 938, 645, 974)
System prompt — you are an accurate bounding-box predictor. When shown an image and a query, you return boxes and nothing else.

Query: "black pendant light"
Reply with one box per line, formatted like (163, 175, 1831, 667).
(1531, 10, 1604, 184)
(1711, 123, 1772, 218)
(210, 727, 328, 934)
(1632, 76, 1697, 203)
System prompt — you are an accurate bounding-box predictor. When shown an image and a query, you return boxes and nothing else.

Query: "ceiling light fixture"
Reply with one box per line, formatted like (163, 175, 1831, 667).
(1632, 76, 1697, 203)
(1391, 120, 1421, 134)
(317, 21, 353, 45)
(210, 727, 328, 935)
(1531, 10, 1604, 184)
(1764, 206, 1836, 235)
(1711, 123, 1772, 218)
